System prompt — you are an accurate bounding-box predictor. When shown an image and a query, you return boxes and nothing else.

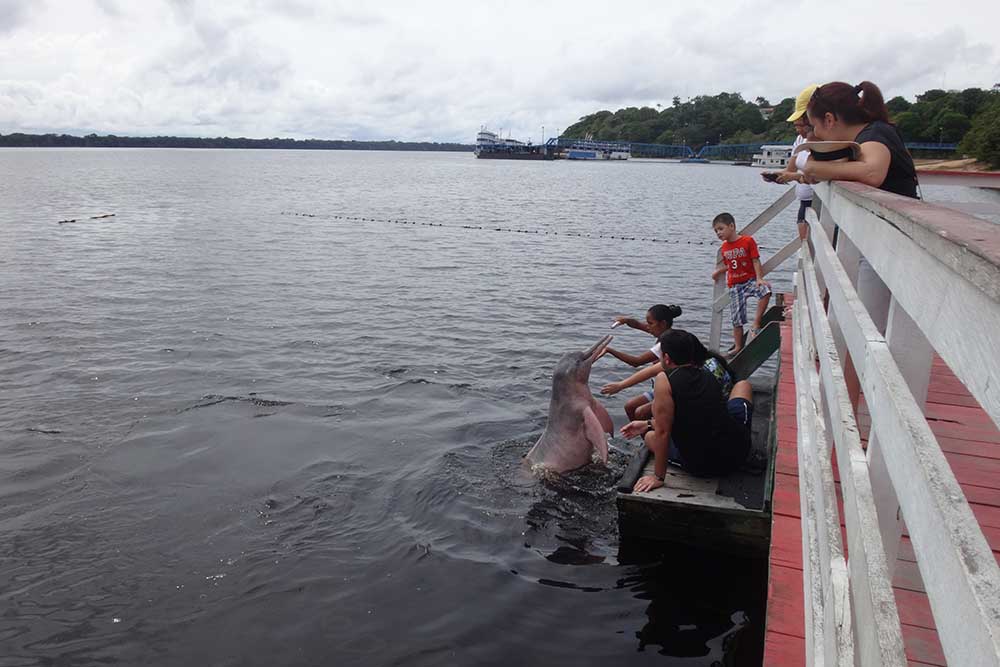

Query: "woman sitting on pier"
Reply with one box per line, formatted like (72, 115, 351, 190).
(801, 80, 919, 199)
(620, 330, 753, 493)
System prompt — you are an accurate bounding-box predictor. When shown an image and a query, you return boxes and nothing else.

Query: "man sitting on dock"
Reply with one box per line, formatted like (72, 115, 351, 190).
(620, 330, 754, 492)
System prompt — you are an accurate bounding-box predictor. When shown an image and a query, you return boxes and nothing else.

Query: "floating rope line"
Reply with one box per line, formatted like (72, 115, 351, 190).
(58, 213, 116, 224)
(280, 211, 781, 250)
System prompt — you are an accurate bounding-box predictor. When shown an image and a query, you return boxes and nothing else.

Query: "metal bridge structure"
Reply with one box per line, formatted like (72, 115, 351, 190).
(695, 143, 765, 160)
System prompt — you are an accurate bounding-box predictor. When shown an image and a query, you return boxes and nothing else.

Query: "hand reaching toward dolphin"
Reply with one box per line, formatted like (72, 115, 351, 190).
(619, 420, 648, 438)
(601, 381, 623, 396)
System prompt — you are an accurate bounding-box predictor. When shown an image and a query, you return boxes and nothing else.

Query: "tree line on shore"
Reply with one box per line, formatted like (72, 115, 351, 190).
(0, 133, 473, 152)
(563, 85, 1000, 167)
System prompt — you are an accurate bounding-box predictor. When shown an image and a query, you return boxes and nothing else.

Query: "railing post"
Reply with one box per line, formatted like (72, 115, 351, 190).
(857, 259, 890, 335)
(709, 271, 725, 351)
(868, 298, 934, 578)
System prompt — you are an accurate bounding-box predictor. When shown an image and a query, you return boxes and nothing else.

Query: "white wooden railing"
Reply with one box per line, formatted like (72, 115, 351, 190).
(794, 180, 1000, 665)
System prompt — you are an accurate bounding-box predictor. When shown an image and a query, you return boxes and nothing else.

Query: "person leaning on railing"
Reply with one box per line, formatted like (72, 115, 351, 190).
(763, 83, 819, 241)
(801, 81, 919, 199)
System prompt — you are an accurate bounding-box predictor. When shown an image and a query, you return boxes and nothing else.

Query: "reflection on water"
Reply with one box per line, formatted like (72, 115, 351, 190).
(0, 149, 797, 665)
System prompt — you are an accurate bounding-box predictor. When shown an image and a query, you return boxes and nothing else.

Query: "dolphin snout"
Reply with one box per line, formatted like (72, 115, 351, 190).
(583, 334, 613, 364)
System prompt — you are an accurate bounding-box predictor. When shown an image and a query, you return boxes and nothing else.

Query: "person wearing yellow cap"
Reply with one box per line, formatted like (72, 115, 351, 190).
(761, 84, 819, 240)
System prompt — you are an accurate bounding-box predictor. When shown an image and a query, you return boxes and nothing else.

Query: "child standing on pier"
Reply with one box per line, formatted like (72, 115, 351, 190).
(711, 212, 771, 355)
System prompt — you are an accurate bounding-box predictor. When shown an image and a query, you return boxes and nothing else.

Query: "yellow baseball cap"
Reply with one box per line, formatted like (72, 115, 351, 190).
(787, 84, 820, 122)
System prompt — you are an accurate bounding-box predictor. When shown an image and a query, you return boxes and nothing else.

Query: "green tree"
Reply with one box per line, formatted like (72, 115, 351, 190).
(960, 100, 1000, 168)
(958, 87, 992, 117)
(621, 121, 655, 143)
(933, 110, 972, 143)
(894, 111, 924, 142)
(917, 89, 948, 103)
(768, 98, 795, 125)
(653, 129, 675, 144)
(886, 96, 912, 114)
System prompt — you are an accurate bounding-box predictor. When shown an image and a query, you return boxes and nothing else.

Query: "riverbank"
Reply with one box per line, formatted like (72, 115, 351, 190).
(914, 157, 993, 172)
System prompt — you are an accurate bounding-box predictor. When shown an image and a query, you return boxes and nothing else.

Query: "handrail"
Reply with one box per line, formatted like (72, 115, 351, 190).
(793, 269, 856, 665)
(797, 181, 1000, 665)
(816, 181, 1000, 427)
(797, 247, 906, 664)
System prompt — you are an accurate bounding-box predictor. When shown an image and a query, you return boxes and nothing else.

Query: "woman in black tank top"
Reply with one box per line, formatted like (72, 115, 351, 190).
(620, 330, 754, 493)
(801, 81, 919, 199)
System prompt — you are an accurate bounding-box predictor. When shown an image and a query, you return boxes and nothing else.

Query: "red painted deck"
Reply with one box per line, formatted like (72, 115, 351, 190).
(763, 297, 1000, 666)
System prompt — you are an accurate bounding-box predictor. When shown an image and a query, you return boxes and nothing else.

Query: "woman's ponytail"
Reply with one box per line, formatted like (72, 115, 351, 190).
(856, 81, 889, 123)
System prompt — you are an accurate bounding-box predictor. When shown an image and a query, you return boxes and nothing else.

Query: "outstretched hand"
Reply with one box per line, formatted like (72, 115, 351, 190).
(601, 381, 622, 396)
(633, 475, 663, 493)
(619, 420, 647, 439)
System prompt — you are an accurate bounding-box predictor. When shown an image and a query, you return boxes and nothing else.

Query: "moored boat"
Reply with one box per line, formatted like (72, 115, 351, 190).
(564, 138, 630, 160)
(475, 126, 553, 160)
(750, 144, 793, 168)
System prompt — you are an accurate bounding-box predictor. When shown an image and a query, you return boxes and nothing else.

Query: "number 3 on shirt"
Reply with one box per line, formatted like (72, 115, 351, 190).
(731, 259, 739, 269)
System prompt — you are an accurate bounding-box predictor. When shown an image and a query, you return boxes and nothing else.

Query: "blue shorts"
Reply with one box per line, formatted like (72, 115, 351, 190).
(727, 397, 753, 428)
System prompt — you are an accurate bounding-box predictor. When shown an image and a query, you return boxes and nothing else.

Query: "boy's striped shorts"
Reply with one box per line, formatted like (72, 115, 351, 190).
(729, 279, 771, 327)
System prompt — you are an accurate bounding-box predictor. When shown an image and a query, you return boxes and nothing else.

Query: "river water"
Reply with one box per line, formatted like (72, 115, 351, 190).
(1, 148, 849, 665)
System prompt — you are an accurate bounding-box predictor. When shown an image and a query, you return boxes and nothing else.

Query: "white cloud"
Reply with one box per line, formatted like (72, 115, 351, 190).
(1, 0, 997, 142)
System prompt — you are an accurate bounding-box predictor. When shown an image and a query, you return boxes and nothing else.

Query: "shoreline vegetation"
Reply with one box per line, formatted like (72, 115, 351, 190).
(562, 86, 1000, 168)
(0, 133, 473, 152)
(3, 85, 998, 167)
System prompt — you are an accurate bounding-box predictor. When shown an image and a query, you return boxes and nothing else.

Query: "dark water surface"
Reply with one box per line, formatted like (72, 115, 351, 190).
(1, 149, 805, 666)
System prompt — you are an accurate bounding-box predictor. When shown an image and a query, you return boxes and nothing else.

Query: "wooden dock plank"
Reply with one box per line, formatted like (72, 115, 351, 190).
(764, 631, 806, 667)
(766, 563, 806, 639)
(765, 310, 805, 666)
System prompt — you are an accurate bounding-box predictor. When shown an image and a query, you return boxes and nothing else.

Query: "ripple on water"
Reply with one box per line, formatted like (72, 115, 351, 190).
(0, 150, 787, 665)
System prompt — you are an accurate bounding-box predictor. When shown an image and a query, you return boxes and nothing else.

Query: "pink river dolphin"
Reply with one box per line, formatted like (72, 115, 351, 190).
(524, 335, 615, 474)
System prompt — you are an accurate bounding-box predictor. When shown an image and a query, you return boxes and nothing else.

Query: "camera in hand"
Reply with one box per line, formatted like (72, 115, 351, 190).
(762, 172, 779, 182)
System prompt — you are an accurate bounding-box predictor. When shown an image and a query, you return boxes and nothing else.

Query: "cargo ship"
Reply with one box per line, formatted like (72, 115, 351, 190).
(474, 127, 553, 160)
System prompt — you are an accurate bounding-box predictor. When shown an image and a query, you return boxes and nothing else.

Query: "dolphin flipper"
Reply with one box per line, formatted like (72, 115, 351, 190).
(583, 406, 609, 464)
(591, 400, 613, 435)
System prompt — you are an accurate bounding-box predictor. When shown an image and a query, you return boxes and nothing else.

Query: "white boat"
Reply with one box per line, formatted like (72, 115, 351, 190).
(476, 127, 525, 149)
(564, 138, 631, 160)
(751, 145, 793, 168)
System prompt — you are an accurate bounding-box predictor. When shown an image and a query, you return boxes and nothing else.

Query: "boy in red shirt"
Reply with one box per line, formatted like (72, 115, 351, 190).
(711, 212, 771, 354)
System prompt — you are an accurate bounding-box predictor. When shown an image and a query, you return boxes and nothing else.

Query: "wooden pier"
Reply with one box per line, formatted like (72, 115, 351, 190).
(762, 180, 1000, 665)
(616, 174, 1000, 664)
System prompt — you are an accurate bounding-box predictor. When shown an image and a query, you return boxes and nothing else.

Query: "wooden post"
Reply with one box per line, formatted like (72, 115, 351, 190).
(857, 258, 890, 335)
(868, 298, 934, 579)
(709, 271, 725, 351)
(885, 299, 933, 407)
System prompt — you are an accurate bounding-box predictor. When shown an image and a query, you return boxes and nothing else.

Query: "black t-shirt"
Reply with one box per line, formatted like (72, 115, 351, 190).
(666, 365, 750, 476)
(854, 121, 919, 199)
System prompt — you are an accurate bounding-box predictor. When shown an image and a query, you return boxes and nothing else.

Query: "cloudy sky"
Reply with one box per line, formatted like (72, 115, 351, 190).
(1, 0, 997, 143)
